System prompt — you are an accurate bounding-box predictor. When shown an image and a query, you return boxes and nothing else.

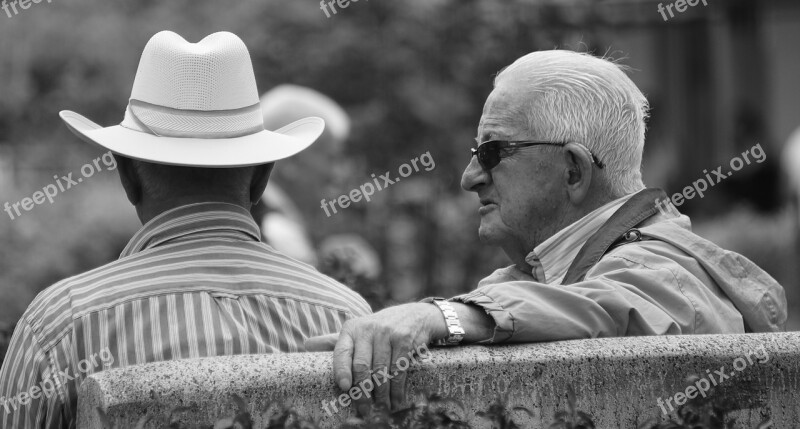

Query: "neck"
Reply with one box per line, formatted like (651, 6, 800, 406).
(136, 194, 250, 225)
(501, 242, 535, 273)
(504, 198, 613, 272)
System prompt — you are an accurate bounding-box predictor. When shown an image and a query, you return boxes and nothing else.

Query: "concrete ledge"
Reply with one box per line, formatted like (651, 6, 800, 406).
(78, 332, 800, 428)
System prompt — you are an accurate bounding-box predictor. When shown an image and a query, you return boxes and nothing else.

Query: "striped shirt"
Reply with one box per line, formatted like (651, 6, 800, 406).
(524, 193, 634, 284)
(0, 202, 371, 429)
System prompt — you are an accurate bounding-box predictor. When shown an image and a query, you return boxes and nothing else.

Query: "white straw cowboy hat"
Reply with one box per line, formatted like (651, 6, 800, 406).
(59, 31, 325, 167)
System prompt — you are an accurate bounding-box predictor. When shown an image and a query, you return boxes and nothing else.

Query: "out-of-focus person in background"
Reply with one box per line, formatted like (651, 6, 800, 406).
(318, 234, 384, 308)
(253, 84, 388, 309)
(253, 84, 353, 266)
(782, 125, 800, 297)
(0, 31, 371, 428)
(256, 184, 317, 265)
(783, 126, 800, 237)
(308, 50, 788, 412)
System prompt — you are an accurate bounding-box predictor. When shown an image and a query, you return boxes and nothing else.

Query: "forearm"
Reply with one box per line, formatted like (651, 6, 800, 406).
(424, 301, 496, 344)
(452, 272, 684, 343)
(450, 302, 496, 343)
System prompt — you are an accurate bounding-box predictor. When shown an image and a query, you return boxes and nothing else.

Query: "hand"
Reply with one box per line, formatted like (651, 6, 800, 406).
(332, 303, 448, 414)
(305, 333, 338, 352)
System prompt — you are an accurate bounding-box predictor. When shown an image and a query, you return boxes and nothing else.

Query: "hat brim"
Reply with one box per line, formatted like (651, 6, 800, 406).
(59, 110, 325, 167)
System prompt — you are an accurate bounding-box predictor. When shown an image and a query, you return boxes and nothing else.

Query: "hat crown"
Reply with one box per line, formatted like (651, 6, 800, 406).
(129, 31, 260, 111)
(121, 31, 265, 138)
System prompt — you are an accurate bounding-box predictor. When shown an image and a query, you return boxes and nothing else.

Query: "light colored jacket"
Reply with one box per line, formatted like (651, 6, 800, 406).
(453, 205, 787, 343)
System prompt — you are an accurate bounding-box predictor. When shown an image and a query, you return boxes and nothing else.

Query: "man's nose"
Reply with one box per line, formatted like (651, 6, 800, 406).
(461, 156, 490, 192)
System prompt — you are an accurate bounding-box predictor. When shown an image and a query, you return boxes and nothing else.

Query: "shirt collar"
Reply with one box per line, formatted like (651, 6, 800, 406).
(120, 202, 262, 258)
(524, 193, 635, 284)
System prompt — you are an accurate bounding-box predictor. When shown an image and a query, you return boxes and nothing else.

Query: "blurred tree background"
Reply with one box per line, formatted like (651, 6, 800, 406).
(2, 0, 799, 362)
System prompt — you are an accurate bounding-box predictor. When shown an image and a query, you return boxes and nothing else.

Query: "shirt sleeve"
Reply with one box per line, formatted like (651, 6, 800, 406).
(352, 297, 373, 318)
(0, 321, 68, 429)
(450, 255, 694, 343)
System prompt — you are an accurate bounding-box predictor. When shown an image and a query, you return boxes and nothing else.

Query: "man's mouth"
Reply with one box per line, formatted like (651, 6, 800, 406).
(479, 199, 497, 214)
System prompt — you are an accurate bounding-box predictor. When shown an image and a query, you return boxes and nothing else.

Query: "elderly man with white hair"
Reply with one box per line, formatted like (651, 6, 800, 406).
(307, 50, 787, 411)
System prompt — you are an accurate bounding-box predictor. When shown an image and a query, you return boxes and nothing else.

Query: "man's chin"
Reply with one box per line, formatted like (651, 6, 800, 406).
(477, 224, 504, 245)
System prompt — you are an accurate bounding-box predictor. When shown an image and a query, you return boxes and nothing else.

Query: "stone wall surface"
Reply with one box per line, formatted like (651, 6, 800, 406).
(78, 332, 800, 428)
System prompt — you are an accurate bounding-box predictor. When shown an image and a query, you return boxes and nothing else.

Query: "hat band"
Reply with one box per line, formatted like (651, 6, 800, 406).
(120, 99, 265, 138)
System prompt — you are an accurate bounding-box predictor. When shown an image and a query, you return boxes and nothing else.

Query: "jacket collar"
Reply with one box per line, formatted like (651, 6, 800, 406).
(562, 188, 668, 285)
(524, 193, 635, 284)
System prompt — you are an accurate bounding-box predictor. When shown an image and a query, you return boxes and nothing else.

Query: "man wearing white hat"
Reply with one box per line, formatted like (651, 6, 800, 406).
(0, 31, 371, 428)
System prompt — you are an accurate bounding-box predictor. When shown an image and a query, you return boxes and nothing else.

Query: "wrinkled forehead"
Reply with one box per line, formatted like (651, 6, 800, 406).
(477, 84, 531, 144)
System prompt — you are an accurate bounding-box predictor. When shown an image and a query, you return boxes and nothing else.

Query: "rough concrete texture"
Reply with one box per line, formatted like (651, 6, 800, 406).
(78, 332, 800, 428)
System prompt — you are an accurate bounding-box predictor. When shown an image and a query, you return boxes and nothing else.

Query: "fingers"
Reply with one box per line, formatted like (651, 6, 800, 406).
(332, 328, 356, 391)
(349, 326, 375, 417)
(329, 304, 438, 415)
(371, 335, 393, 407)
(388, 334, 422, 409)
(350, 332, 374, 393)
(389, 351, 409, 409)
(304, 333, 338, 352)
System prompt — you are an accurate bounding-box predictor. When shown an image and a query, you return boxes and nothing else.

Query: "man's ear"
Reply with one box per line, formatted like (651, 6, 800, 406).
(562, 142, 594, 205)
(115, 155, 142, 206)
(250, 163, 275, 205)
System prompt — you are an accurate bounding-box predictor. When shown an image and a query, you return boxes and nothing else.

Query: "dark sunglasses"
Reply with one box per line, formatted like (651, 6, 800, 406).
(470, 140, 605, 171)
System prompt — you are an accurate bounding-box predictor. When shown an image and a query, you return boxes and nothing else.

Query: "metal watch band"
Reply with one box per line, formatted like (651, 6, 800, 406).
(431, 298, 465, 346)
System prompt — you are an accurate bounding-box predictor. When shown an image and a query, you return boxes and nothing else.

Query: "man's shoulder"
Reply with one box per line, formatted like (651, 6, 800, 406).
(18, 240, 372, 347)
(19, 260, 123, 351)
(597, 218, 703, 273)
(602, 216, 734, 273)
(256, 244, 372, 316)
(477, 265, 532, 287)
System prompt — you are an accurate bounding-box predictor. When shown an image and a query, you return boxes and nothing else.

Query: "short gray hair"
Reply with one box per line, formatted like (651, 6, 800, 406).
(495, 50, 649, 196)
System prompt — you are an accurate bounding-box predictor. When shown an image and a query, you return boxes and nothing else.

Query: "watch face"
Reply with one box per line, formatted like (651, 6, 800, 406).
(449, 335, 464, 344)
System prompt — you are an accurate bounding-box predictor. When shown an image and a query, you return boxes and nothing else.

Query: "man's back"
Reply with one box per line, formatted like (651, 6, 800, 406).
(0, 202, 371, 428)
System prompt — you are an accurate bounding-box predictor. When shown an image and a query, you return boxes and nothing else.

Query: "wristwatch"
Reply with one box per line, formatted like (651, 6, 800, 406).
(429, 298, 466, 346)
